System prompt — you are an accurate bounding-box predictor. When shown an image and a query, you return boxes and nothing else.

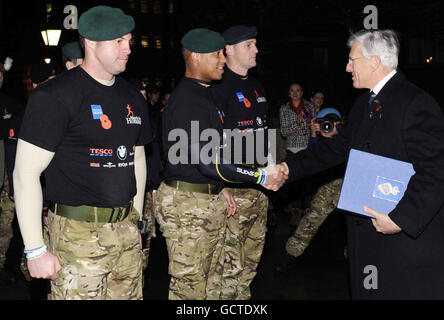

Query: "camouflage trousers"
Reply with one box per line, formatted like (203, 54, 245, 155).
(286, 178, 343, 257)
(221, 188, 268, 300)
(0, 180, 14, 269)
(141, 191, 157, 272)
(46, 208, 143, 300)
(154, 182, 227, 300)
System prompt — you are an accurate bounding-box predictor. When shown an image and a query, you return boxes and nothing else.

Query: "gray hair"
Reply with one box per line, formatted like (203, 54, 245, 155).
(347, 29, 399, 69)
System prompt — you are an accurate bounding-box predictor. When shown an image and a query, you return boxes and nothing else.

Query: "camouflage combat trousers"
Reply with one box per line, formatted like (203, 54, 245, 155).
(46, 208, 143, 300)
(286, 178, 343, 257)
(141, 191, 157, 272)
(0, 176, 14, 269)
(221, 188, 268, 300)
(154, 182, 227, 300)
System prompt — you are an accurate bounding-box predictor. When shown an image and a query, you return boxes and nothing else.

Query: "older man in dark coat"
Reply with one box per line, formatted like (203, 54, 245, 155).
(282, 29, 444, 299)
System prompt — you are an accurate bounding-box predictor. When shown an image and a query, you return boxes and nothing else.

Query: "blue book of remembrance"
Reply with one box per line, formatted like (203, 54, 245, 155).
(337, 149, 415, 218)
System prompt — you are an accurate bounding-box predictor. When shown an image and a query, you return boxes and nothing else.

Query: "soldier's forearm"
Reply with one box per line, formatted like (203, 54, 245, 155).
(14, 139, 54, 250)
(133, 146, 147, 219)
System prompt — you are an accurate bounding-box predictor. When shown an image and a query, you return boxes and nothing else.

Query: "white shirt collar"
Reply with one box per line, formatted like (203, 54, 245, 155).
(95, 77, 115, 86)
(371, 69, 397, 95)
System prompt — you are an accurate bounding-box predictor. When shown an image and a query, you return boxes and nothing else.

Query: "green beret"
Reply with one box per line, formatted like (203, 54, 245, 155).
(62, 41, 83, 59)
(181, 28, 226, 53)
(78, 6, 135, 41)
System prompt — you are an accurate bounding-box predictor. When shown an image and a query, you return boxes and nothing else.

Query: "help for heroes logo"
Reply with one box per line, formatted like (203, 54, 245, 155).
(126, 104, 141, 125)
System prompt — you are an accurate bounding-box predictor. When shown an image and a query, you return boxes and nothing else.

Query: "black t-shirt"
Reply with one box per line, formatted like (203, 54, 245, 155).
(163, 77, 224, 185)
(19, 67, 152, 207)
(213, 67, 269, 165)
(0, 91, 24, 138)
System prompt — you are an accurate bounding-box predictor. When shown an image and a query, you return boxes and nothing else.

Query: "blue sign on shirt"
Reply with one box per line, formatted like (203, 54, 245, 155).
(236, 92, 245, 102)
(91, 105, 103, 120)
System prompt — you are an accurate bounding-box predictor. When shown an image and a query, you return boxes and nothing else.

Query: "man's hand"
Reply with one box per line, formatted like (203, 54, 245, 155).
(27, 251, 62, 281)
(221, 188, 237, 217)
(310, 118, 320, 138)
(262, 163, 288, 191)
(363, 206, 402, 234)
(281, 162, 289, 175)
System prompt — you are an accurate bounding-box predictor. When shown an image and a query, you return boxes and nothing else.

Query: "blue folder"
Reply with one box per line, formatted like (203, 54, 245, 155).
(337, 149, 415, 218)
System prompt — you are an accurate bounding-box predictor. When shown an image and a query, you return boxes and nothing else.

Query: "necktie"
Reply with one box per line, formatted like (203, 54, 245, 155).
(368, 91, 376, 119)
(368, 91, 376, 104)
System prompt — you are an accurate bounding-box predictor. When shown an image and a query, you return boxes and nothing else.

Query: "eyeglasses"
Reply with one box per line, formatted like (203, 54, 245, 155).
(348, 56, 365, 65)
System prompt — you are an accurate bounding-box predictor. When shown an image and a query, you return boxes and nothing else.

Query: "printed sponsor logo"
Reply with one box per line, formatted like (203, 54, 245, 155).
(90, 162, 100, 168)
(126, 104, 141, 125)
(254, 90, 266, 103)
(256, 97, 266, 103)
(117, 145, 127, 160)
(129, 161, 134, 166)
(237, 120, 254, 127)
(256, 117, 263, 126)
(90, 148, 113, 156)
(236, 167, 256, 176)
(118, 162, 128, 167)
(90, 105, 103, 120)
(236, 92, 245, 102)
(103, 162, 116, 168)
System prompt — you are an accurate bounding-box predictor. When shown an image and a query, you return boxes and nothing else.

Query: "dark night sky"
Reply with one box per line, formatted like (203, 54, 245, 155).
(0, 0, 442, 110)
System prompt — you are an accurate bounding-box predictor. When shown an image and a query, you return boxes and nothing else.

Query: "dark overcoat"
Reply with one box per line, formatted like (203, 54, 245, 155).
(286, 71, 444, 299)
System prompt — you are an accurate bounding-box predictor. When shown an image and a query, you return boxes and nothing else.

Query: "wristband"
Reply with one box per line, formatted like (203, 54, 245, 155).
(25, 245, 47, 260)
(259, 168, 267, 185)
(256, 169, 263, 184)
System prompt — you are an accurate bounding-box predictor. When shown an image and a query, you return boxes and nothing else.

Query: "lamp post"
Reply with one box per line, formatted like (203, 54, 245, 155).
(41, 29, 62, 47)
(41, 28, 61, 64)
(41, 2, 62, 64)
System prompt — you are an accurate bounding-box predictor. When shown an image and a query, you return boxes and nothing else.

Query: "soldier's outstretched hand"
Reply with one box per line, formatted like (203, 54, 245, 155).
(262, 163, 288, 191)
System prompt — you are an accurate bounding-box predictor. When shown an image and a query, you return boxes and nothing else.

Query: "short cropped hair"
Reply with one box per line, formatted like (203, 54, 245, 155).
(347, 29, 399, 69)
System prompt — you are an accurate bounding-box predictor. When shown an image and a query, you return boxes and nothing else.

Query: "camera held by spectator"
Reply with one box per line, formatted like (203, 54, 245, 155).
(311, 108, 343, 138)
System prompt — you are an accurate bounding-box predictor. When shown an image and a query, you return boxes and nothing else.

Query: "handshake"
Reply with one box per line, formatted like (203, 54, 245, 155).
(261, 162, 289, 191)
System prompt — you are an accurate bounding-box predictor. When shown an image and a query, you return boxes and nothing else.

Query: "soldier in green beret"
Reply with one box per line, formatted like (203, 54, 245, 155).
(61, 41, 83, 70)
(155, 28, 286, 300)
(14, 5, 152, 300)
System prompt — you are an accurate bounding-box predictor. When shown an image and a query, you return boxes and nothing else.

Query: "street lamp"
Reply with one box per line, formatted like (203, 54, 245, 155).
(41, 29, 62, 46)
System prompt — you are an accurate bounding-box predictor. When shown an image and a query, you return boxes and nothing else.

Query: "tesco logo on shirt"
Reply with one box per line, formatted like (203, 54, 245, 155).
(90, 148, 113, 156)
